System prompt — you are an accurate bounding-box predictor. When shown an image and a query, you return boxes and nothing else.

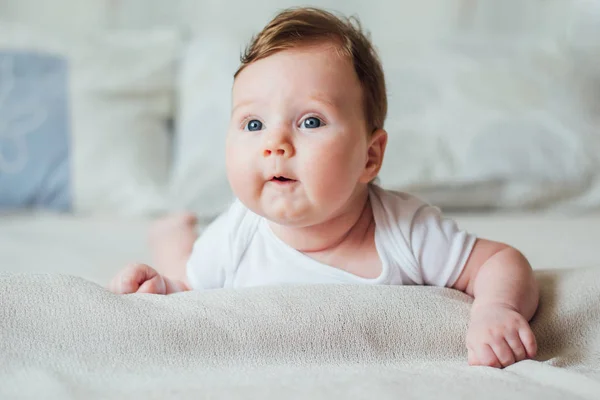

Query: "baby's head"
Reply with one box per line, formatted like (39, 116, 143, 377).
(226, 7, 388, 227)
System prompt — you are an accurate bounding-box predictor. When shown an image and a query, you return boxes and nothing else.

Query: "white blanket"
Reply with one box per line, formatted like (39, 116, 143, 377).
(1, 267, 599, 399)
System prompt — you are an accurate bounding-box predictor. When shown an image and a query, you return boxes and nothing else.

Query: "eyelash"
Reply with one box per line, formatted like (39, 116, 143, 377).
(239, 114, 327, 130)
(240, 115, 261, 130)
(299, 114, 326, 128)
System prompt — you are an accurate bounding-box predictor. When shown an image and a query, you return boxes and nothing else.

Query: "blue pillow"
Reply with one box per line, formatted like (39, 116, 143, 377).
(0, 50, 71, 211)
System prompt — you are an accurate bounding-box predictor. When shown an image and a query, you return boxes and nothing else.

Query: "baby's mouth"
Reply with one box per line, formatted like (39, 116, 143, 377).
(270, 176, 297, 183)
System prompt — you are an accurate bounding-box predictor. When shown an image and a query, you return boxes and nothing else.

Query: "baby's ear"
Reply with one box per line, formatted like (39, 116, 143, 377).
(360, 128, 387, 183)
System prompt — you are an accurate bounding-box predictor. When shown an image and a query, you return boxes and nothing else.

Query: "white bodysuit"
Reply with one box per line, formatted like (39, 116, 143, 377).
(186, 184, 477, 290)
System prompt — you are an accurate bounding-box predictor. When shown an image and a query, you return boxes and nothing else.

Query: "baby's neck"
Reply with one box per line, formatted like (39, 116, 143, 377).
(268, 187, 373, 253)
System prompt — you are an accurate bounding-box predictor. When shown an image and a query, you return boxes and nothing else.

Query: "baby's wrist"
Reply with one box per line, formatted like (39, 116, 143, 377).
(470, 300, 519, 315)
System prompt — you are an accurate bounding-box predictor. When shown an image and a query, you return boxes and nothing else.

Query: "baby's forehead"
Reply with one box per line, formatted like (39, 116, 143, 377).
(231, 46, 361, 105)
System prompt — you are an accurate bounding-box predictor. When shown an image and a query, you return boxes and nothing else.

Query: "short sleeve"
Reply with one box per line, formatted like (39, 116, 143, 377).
(186, 209, 232, 290)
(410, 205, 477, 287)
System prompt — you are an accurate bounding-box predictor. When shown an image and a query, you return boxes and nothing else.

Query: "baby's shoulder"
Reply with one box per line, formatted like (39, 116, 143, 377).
(193, 199, 262, 262)
(203, 198, 261, 236)
(370, 185, 433, 220)
(370, 185, 460, 241)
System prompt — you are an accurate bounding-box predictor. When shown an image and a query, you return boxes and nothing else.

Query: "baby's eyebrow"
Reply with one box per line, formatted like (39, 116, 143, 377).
(231, 99, 257, 116)
(230, 94, 342, 116)
(309, 94, 339, 109)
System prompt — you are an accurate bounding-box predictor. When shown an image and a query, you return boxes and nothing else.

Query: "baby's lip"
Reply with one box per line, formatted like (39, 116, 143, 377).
(270, 175, 296, 182)
(269, 175, 298, 183)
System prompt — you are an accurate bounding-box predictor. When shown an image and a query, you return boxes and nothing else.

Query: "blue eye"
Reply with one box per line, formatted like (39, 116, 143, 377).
(302, 117, 323, 129)
(245, 119, 263, 131)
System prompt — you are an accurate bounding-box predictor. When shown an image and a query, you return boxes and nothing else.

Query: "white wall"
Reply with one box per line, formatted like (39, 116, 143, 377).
(0, 0, 586, 40)
(0, 0, 111, 31)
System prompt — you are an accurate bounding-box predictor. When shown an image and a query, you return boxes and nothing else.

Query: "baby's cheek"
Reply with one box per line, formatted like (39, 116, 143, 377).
(226, 145, 257, 198)
(305, 147, 357, 200)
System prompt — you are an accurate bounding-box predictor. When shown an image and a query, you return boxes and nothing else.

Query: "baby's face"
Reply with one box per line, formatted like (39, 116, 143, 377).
(226, 43, 372, 227)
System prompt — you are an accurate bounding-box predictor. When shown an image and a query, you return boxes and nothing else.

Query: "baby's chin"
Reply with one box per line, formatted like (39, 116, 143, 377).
(239, 191, 329, 227)
(257, 199, 318, 227)
(262, 207, 310, 227)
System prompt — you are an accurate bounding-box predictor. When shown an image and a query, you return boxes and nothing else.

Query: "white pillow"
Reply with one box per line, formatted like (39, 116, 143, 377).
(168, 36, 242, 220)
(378, 38, 600, 210)
(0, 23, 180, 215)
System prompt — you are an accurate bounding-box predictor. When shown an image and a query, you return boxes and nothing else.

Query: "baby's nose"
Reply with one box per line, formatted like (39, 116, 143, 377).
(263, 141, 294, 158)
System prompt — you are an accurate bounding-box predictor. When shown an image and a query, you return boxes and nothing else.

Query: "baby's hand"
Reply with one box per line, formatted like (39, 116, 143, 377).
(466, 303, 537, 368)
(108, 263, 168, 295)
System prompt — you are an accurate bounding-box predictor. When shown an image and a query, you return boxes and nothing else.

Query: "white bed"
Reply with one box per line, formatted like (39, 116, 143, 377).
(1, 211, 598, 287)
(1, 211, 600, 399)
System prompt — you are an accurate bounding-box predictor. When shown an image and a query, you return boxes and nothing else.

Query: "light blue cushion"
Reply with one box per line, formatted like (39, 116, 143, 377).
(0, 50, 71, 211)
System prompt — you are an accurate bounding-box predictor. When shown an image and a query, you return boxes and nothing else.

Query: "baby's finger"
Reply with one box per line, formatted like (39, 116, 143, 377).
(108, 272, 136, 294)
(491, 339, 516, 368)
(119, 264, 156, 293)
(138, 275, 166, 295)
(519, 326, 538, 359)
(474, 344, 501, 368)
(467, 347, 479, 366)
(107, 276, 121, 294)
(505, 332, 527, 362)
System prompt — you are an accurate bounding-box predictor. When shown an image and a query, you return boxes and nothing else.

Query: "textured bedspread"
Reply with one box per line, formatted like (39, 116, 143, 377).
(1, 267, 599, 399)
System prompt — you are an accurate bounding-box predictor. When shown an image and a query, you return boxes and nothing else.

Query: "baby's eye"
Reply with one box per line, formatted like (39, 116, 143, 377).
(302, 117, 324, 129)
(245, 119, 263, 132)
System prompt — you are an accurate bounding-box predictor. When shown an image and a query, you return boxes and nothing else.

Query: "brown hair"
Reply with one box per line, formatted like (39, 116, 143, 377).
(234, 7, 387, 132)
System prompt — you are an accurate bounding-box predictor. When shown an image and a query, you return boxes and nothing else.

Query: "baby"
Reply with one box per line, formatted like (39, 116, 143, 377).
(109, 7, 539, 369)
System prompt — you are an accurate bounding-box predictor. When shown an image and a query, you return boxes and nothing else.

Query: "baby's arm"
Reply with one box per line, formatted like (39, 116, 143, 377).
(452, 239, 539, 368)
(108, 213, 199, 295)
(108, 202, 236, 295)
